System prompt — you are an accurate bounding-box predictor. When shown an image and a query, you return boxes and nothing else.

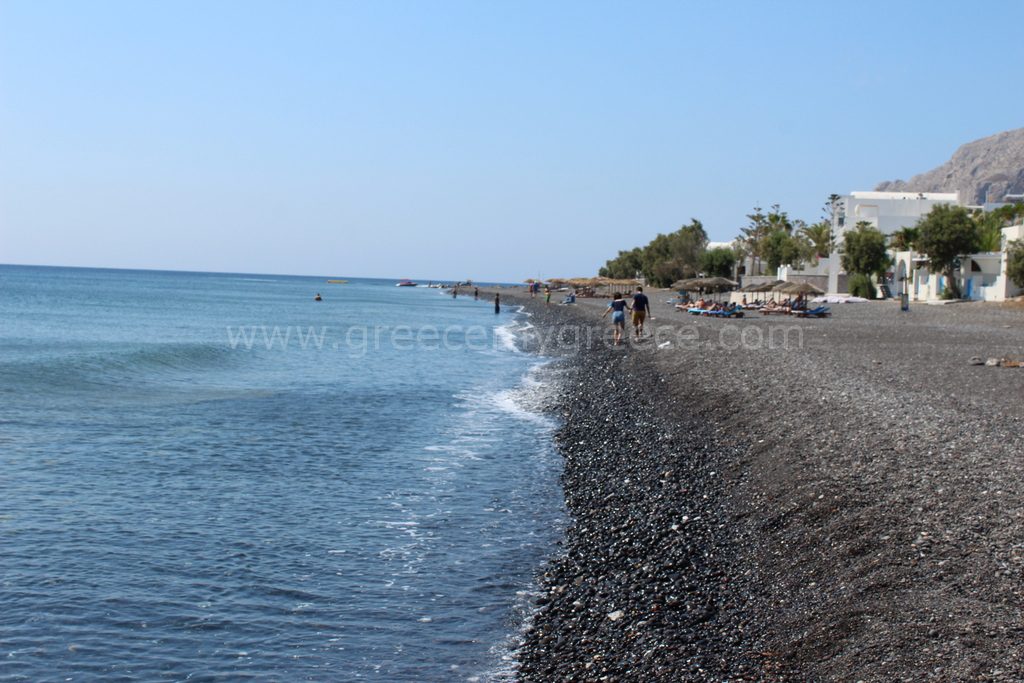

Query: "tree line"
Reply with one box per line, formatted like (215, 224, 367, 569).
(598, 198, 837, 288)
(598, 198, 1024, 295)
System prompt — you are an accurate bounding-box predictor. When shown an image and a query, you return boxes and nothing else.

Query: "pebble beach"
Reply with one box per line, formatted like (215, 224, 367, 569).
(498, 289, 1024, 681)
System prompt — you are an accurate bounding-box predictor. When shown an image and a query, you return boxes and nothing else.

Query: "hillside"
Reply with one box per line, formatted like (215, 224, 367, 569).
(876, 128, 1024, 204)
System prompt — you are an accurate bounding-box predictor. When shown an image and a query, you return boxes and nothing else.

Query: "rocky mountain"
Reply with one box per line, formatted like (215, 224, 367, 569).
(876, 128, 1024, 204)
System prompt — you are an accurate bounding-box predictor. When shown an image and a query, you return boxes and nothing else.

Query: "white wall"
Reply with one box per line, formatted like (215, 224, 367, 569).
(893, 224, 1024, 302)
(828, 191, 960, 293)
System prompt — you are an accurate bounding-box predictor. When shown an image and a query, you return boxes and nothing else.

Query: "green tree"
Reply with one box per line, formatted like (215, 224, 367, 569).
(640, 220, 709, 286)
(762, 229, 805, 274)
(599, 221, 709, 286)
(916, 204, 981, 298)
(988, 202, 1024, 227)
(971, 209, 1005, 252)
(840, 222, 889, 276)
(740, 205, 771, 276)
(817, 193, 842, 254)
(700, 247, 736, 278)
(889, 226, 920, 251)
(766, 204, 794, 234)
(600, 247, 643, 279)
(740, 203, 797, 275)
(800, 221, 832, 258)
(1007, 240, 1024, 289)
(848, 273, 877, 299)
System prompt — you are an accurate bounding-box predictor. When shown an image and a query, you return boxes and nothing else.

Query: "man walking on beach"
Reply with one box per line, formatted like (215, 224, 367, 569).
(631, 286, 651, 339)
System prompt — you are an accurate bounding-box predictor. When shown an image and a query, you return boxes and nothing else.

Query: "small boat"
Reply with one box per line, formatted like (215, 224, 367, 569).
(396, 279, 418, 287)
(326, 279, 348, 284)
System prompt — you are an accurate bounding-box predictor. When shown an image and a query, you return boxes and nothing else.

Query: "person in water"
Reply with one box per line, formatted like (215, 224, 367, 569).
(314, 293, 322, 301)
(601, 292, 628, 346)
(494, 292, 501, 314)
(474, 287, 479, 300)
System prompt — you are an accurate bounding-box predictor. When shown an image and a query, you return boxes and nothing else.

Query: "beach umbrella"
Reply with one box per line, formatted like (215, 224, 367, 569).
(738, 281, 766, 303)
(703, 276, 739, 290)
(672, 278, 703, 291)
(770, 281, 792, 300)
(781, 281, 825, 296)
(705, 277, 738, 301)
(753, 280, 785, 302)
(777, 280, 824, 307)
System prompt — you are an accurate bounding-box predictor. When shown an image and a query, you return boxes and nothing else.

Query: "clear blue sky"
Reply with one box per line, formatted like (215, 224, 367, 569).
(2, 0, 1022, 282)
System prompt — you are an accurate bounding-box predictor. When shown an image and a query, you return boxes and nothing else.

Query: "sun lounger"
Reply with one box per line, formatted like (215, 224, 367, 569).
(760, 307, 790, 315)
(794, 306, 830, 318)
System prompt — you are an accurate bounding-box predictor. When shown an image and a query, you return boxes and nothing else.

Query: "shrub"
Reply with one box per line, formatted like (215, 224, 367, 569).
(1008, 239, 1024, 289)
(848, 273, 876, 299)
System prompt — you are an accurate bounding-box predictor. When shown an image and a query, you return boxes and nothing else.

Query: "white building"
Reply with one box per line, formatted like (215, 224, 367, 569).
(893, 224, 1024, 302)
(827, 191, 960, 293)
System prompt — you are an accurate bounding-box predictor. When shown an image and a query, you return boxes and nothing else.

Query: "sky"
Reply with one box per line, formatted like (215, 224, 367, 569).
(2, 0, 1023, 282)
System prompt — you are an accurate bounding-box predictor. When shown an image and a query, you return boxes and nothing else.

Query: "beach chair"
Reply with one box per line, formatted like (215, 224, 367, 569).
(794, 306, 830, 318)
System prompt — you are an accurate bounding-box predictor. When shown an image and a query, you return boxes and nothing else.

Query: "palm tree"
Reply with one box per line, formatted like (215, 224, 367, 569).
(800, 221, 832, 258)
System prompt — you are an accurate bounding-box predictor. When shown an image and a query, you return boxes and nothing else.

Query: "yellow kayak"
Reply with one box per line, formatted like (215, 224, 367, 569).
(326, 279, 348, 284)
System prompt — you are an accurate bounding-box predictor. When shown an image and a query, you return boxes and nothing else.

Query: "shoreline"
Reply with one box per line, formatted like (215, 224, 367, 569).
(494, 290, 758, 681)
(485, 287, 1024, 681)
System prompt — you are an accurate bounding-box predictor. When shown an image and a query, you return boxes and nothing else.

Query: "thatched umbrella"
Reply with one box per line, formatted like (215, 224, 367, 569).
(672, 278, 705, 291)
(712, 277, 739, 300)
(740, 280, 764, 301)
(669, 277, 727, 302)
(752, 280, 785, 302)
(704, 276, 739, 290)
(770, 282, 792, 294)
(777, 281, 824, 307)
(779, 281, 824, 296)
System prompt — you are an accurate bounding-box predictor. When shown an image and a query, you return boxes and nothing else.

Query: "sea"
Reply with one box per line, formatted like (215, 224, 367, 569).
(0, 265, 566, 682)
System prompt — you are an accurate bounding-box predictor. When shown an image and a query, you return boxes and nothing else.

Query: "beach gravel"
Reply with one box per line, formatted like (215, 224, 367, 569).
(500, 290, 1024, 682)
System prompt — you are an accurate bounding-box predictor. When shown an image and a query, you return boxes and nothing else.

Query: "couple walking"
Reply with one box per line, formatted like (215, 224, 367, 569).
(601, 286, 651, 346)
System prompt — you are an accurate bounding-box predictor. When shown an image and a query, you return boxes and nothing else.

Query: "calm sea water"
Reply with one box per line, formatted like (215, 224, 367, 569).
(0, 265, 564, 682)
